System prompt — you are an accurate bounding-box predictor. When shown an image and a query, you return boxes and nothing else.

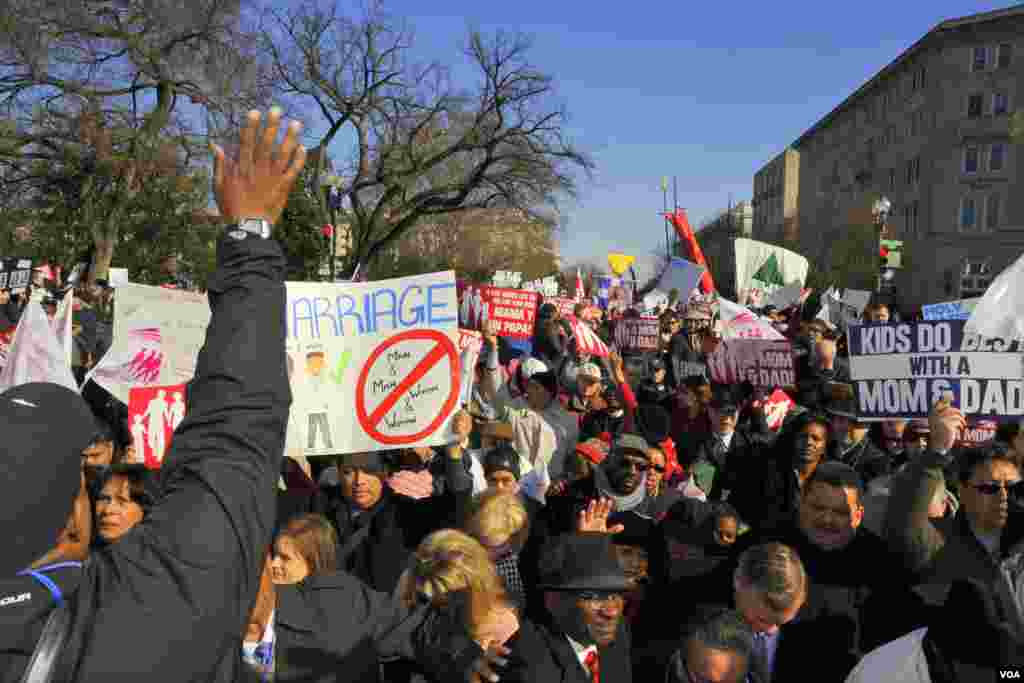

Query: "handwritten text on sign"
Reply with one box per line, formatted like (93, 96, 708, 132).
(848, 320, 1024, 420)
(287, 272, 460, 455)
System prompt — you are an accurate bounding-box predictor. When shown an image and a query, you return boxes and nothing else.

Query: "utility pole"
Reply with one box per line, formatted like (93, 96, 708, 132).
(672, 175, 679, 257)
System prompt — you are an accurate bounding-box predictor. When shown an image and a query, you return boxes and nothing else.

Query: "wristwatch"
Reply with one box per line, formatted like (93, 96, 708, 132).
(227, 218, 273, 241)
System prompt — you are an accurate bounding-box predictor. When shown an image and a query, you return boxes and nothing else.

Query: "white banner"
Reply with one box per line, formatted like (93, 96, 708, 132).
(0, 298, 77, 392)
(734, 239, 809, 307)
(113, 284, 211, 386)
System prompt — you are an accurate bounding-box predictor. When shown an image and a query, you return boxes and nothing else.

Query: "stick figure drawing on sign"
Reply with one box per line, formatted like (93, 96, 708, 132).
(305, 346, 334, 451)
(130, 414, 147, 464)
(146, 389, 168, 463)
(168, 392, 186, 432)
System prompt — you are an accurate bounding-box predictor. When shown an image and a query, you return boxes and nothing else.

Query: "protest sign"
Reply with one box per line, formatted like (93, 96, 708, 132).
(707, 339, 795, 392)
(86, 322, 165, 404)
(595, 276, 614, 310)
(762, 388, 795, 431)
(457, 284, 538, 339)
(0, 327, 13, 369)
(922, 298, 980, 321)
(287, 271, 460, 454)
(658, 258, 704, 304)
(113, 283, 211, 386)
(108, 268, 130, 288)
(457, 329, 483, 408)
(614, 317, 660, 353)
(128, 383, 187, 469)
(959, 418, 997, 447)
(0, 258, 33, 293)
(547, 296, 578, 320)
(848, 320, 1024, 420)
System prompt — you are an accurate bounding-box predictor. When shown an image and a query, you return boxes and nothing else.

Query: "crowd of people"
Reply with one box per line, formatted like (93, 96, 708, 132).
(2, 108, 1024, 682)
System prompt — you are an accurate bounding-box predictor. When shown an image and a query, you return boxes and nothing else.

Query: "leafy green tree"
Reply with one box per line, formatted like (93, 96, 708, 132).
(275, 167, 330, 281)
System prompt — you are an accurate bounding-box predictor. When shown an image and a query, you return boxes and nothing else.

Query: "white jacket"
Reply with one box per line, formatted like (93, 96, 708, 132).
(845, 628, 931, 683)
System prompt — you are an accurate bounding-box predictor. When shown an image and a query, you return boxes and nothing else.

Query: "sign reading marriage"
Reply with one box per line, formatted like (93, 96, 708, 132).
(848, 320, 1024, 420)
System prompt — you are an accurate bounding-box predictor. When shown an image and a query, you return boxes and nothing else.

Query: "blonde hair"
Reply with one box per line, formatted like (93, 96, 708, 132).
(464, 489, 530, 551)
(280, 513, 339, 577)
(399, 529, 508, 641)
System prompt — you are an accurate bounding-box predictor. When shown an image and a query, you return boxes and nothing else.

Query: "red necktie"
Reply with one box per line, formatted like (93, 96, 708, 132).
(584, 650, 600, 683)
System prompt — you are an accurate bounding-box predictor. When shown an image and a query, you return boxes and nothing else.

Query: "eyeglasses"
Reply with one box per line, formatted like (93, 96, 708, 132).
(971, 480, 1023, 495)
(575, 591, 625, 605)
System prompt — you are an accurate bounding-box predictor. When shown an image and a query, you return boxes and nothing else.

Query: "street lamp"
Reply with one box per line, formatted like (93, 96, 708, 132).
(321, 174, 345, 282)
(872, 196, 892, 237)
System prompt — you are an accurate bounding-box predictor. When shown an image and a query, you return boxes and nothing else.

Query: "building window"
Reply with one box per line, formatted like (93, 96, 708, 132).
(998, 43, 1013, 69)
(961, 259, 992, 297)
(972, 46, 989, 71)
(985, 194, 1001, 230)
(993, 92, 1009, 115)
(888, 168, 896, 191)
(910, 67, 927, 92)
(905, 156, 921, 185)
(989, 143, 1006, 172)
(964, 146, 979, 174)
(960, 197, 977, 230)
(967, 94, 984, 118)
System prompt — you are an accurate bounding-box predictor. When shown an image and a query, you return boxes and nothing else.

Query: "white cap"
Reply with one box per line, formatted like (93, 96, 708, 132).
(519, 357, 548, 379)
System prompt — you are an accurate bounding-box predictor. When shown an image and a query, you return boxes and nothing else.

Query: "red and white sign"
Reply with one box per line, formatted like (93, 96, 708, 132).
(458, 328, 483, 355)
(459, 285, 539, 339)
(128, 383, 187, 469)
(613, 317, 660, 353)
(547, 296, 578, 320)
(571, 318, 610, 358)
(761, 388, 795, 431)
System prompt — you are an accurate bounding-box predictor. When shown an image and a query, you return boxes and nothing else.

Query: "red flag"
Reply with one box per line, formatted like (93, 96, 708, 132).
(665, 209, 715, 293)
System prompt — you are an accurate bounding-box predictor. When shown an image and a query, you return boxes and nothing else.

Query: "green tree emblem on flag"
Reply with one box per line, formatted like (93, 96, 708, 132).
(752, 254, 785, 292)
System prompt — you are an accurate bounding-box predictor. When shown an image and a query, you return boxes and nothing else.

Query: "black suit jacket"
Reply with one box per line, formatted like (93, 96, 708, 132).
(501, 619, 632, 683)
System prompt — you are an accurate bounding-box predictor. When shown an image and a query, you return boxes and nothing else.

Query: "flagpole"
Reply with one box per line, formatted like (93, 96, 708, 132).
(661, 177, 670, 262)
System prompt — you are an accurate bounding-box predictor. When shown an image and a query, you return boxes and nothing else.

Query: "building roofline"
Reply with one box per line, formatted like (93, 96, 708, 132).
(792, 4, 1024, 148)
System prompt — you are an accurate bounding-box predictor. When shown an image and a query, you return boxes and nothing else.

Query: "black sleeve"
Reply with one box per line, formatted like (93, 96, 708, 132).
(102, 230, 290, 646)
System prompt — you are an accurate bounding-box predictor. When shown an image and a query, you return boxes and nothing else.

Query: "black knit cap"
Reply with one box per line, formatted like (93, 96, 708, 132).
(1, 383, 97, 575)
(529, 370, 559, 397)
(483, 445, 521, 480)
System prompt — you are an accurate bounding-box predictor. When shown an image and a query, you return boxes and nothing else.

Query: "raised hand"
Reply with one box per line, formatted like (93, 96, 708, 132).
(576, 498, 625, 535)
(210, 108, 306, 224)
(929, 395, 966, 452)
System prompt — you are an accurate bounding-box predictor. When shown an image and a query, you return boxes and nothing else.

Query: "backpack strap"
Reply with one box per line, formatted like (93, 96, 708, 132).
(16, 561, 82, 683)
(16, 562, 82, 609)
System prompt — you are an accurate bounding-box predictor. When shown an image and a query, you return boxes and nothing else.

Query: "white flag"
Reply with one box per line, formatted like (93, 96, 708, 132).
(0, 298, 78, 392)
(965, 252, 1024, 340)
(52, 289, 75, 366)
(734, 239, 809, 307)
(717, 298, 785, 340)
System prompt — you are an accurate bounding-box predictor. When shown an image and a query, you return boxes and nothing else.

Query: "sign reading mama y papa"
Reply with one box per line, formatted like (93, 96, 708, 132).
(848, 320, 1024, 420)
(287, 271, 460, 455)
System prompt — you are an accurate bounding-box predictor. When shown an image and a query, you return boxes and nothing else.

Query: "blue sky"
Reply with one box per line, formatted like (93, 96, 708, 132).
(323, 0, 1017, 277)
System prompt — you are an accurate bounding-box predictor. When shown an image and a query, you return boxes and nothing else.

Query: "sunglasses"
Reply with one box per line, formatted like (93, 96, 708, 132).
(971, 480, 1023, 495)
(575, 591, 625, 605)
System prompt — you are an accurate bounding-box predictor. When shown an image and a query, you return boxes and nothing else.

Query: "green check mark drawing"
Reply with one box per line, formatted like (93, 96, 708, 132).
(331, 349, 352, 385)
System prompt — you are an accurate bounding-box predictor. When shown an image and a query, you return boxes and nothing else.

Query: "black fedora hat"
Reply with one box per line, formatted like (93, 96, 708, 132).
(1, 383, 97, 575)
(824, 396, 860, 421)
(537, 532, 631, 592)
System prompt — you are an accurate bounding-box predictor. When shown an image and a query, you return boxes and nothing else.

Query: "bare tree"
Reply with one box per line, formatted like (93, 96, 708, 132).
(0, 0, 268, 283)
(259, 0, 593, 276)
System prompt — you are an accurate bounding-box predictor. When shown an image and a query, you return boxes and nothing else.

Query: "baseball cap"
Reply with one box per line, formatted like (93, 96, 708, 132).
(519, 357, 548, 380)
(1, 383, 97, 575)
(614, 433, 650, 456)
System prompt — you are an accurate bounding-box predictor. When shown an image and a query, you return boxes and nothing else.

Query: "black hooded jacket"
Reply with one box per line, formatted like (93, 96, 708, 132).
(0, 231, 291, 682)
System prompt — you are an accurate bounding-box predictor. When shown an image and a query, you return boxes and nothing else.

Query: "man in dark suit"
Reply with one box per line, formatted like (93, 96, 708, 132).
(502, 533, 633, 683)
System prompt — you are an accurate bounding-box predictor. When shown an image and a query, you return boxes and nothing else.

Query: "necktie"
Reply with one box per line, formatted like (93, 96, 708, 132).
(583, 650, 600, 683)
